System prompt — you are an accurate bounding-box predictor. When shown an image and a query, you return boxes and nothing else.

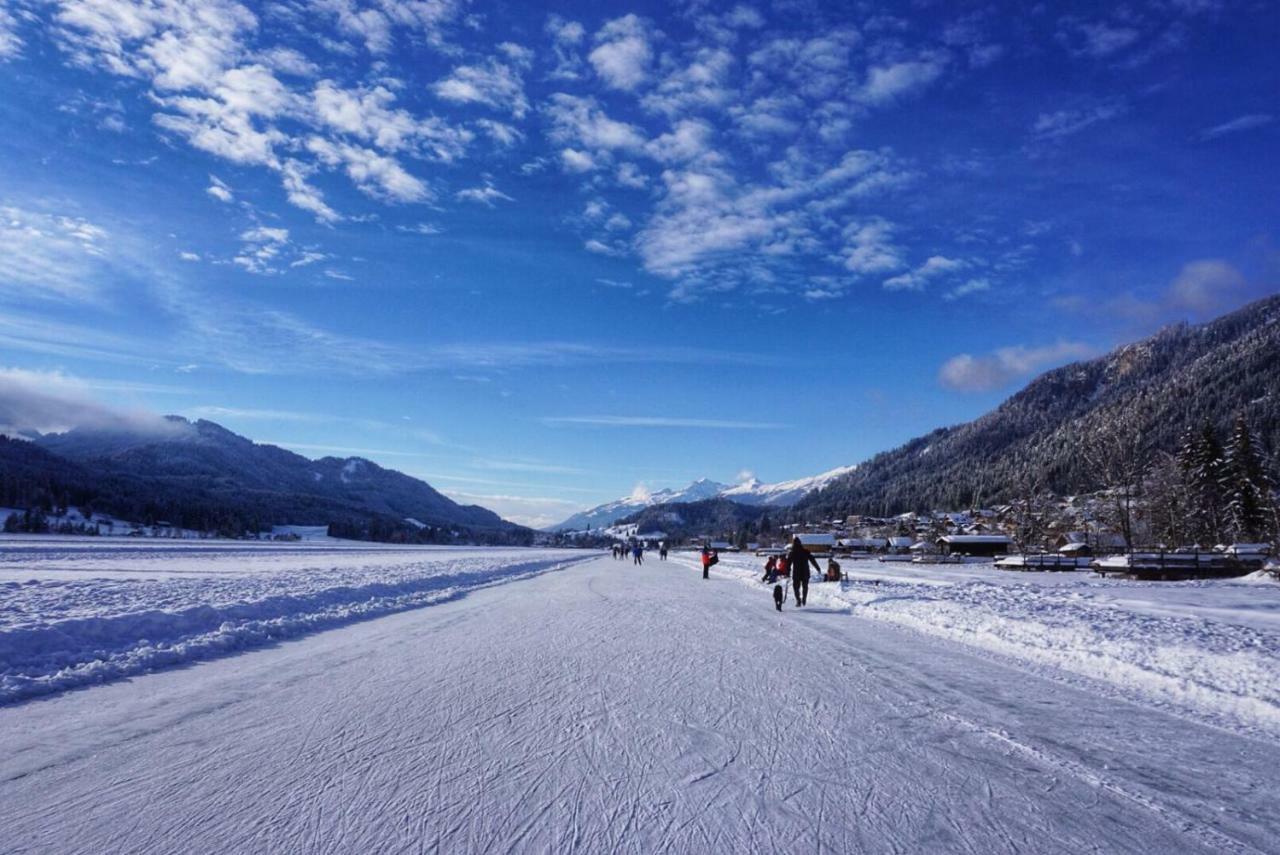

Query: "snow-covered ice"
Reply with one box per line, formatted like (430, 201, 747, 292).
(691, 551, 1280, 738)
(0, 536, 591, 703)
(3, 544, 1280, 853)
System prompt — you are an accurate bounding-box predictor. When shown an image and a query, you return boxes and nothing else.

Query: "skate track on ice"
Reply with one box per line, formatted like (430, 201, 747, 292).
(3, 555, 1279, 854)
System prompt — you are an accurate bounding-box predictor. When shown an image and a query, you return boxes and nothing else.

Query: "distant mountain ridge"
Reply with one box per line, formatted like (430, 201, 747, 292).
(1, 417, 529, 542)
(548, 466, 858, 531)
(796, 293, 1280, 519)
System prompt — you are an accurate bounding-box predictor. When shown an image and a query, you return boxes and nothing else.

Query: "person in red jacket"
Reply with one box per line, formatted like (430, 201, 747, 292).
(700, 546, 718, 579)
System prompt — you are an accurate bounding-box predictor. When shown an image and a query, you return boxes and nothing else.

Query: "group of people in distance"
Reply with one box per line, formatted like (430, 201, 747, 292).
(761, 536, 843, 611)
(615, 535, 841, 613)
(611, 541, 668, 564)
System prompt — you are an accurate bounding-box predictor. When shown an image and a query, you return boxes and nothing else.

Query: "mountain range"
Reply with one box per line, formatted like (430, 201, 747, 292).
(0, 417, 529, 543)
(563, 293, 1280, 537)
(548, 465, 857, 531)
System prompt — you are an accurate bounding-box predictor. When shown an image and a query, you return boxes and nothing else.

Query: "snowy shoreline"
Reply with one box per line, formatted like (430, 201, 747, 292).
(0, 539, 595, 705)
(685, 552, 1280, 738)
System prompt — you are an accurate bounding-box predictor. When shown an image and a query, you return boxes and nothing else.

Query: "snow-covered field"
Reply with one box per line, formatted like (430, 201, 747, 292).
(0, 536, 592, 704)
(685, 551, 1280, 738)
(4, 552, 1279, 854)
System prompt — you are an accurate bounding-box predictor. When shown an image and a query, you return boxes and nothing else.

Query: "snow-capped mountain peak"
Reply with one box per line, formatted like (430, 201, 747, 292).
(719, 465, 858, 507)
(548, 467, 855, 531)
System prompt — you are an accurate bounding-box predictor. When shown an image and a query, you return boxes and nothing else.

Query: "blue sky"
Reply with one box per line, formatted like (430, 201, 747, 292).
(0, 0, 1276, 526)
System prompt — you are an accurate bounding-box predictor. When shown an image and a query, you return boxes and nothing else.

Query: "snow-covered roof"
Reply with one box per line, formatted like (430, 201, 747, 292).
(838, 537, 886, 548)
(938, 535, 1013, 544)
(795, 533, 835, 545)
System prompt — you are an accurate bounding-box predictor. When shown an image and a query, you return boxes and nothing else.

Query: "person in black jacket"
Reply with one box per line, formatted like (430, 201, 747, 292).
(788, 535, 821, 606)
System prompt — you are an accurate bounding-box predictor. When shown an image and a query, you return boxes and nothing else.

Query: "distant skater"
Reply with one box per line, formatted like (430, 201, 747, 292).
(700, 546, 718, 579)
(632, 543, 644, 565)
(659, 543, 668, 561)
(788, 536, 821, 607)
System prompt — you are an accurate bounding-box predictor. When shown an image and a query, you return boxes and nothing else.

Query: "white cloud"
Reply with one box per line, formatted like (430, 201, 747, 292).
(939, 341, 1095, 392)
(312, 80, 471, 160)
(560, 147, 596, 173)
(546, 93, 647, 152)
(0, 367, 189, 436)
(1032, 101, 1126, 140)
(616, 162, 648, 188)
(48, 0, 469, 216)
(398, 222, 443, 235)
(645, 118, 717, 164)
(1060, 19, 1141, 58)
(641, 47, 734, 117)
(432, 52, 531, 118)
(280, 158, 341, 223)
(1167, 259, 1246, 315)
(583, 238, 621, 256)
(545, 14, 586, 80)
(455, 183, 514, 206)
(206, 175, 234, 202)
(882, 255, 966, 291)
(314, 0, 465, 54)
(944, 277, 991, 301)
(0, 6, 24, 60)
(233, 225, 291, 274)
(857, 54, 948, 105)
(475, 118, 522, 147)
(307, 136, 431, 203)
(841, 219, 903, 275)
(0, 205, 111, 302)
(1199, 113, 1274, 141)
(588, 14, 654, 91)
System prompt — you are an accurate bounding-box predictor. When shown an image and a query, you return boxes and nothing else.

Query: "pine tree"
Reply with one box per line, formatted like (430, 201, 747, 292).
(1179, 420, 1226, 546)
(1222, 414, 1274, 543)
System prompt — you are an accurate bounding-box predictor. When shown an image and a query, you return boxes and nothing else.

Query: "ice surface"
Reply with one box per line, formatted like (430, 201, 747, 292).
(695, 551, 1280, 737)
(0, 536, 591, 703)
(3, 554, 1279, 854)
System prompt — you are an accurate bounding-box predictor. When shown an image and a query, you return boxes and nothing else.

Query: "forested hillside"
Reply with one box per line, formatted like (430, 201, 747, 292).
(797, 294, 1280, 519)
(1, 419, 530, 543)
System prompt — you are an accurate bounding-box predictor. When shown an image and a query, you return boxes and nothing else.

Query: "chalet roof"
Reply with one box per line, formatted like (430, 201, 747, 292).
(938, 534, 1013, 544)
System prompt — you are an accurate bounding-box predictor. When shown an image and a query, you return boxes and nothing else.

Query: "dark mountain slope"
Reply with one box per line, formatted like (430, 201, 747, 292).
(796, 293, 1280, 518)
(3, 418, 524, 541)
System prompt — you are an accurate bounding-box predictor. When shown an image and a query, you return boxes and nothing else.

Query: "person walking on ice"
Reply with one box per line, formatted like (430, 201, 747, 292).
(788, 535, 821, 607)
(632, 543, 644, 565)
(700, 545, 718, 579)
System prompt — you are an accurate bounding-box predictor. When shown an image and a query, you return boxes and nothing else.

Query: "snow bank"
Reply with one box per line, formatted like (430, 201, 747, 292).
(693, 553, 1280, 737)
(0, 543, 593, 704)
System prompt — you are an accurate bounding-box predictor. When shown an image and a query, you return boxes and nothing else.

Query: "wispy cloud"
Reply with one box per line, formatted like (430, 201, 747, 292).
(0, 205, 111, 302)
(542, 416, 788, 429)
(1198, 113, 1274, 141)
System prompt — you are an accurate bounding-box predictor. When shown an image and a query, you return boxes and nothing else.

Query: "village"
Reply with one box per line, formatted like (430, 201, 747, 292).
(600, 490, 1280, 582)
